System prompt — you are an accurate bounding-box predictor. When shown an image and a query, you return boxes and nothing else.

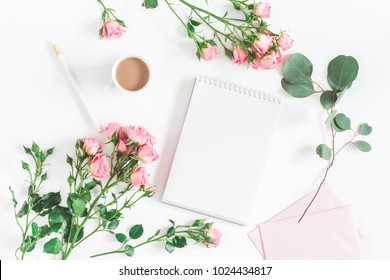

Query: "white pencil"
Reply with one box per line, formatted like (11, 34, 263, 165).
(53, 44, 103, 133)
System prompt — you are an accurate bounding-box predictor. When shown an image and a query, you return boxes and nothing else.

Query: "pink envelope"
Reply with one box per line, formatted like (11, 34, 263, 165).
(248, 184, 362, 259)
(259, 206, 361, 259)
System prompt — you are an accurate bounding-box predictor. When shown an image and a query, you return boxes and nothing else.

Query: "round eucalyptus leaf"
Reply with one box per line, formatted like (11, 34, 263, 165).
(281, 79, 315, 98)
(327, 55, 359, 92)
(354, 140, 371, 152)
(282, 53, 314, 84)
(334, 113, 351, 130)
(316, 144, 332, 160)
(358, 123, 372, 136)
(320, 91, 337, 110)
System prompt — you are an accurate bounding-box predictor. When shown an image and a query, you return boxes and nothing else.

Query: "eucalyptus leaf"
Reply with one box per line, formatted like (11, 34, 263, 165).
(282, 53, 313, 84)
(129, 224, 144, 239)
(320, 91, 336, 110)
(165, 241, 175, 254)
(316, 144, 332, 160)
(354, 140, 371, 152)
(43, 238, 61, 255)
(359, 123, 372, 136)
(334, 113, 351, 130)
(327, 55, 359, 92)
(325, 110, 338, 125)
(281, 78, 315, 98)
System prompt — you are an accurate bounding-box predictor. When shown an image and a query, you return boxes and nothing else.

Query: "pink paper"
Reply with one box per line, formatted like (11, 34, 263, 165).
(248, 184, 362, 259)
(259, 206, 361, 259)
(249, 184, 344, 257)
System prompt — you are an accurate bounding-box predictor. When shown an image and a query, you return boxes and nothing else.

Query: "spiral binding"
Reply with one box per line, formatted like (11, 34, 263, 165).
(197, 76, 281, 105)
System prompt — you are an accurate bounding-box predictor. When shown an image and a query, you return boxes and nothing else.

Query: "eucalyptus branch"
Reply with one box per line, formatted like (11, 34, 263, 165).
(281, 53, 372, 222)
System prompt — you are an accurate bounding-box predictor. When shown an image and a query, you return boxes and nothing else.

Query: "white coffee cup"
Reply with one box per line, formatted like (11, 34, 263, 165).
(112, 56, 150, 93)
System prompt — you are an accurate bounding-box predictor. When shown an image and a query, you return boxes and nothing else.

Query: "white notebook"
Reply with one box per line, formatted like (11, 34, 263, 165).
(162, 77, 282, 225)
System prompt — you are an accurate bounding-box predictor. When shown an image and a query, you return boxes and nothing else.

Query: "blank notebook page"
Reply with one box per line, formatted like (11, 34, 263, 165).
(162, 77, 282, 225)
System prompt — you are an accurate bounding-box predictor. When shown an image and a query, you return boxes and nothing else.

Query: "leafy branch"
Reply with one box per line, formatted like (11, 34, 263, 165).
(281, 54, 372, 222)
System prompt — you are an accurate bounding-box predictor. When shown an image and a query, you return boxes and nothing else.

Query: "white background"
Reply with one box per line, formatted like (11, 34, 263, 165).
(0, 0, 389, 260)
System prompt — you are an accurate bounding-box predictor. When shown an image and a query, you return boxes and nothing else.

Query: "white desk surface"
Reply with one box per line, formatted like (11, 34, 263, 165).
(0, 0, 389, 259)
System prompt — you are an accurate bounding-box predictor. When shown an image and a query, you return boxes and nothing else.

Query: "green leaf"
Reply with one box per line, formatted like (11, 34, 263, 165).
(282, 53, 314, 84)
(21, 161, 30, 171)
(65, 227, 84, 243)
(165, 241, 175, 254)
(39, 225, 50, 238)
(41, 172, 48, 181)
(335, 87, 348, 105)
(143, 0, 158, 9)
(32, 142, 40, 154)
(281, 78, 315, 98)
(224, 48, 233, 59)
(129, 224, 144, 239)
(46, 147, 54, 156)
(108, 220, 120, 230)
(33, 192, 61, 213)
(125, 245, 134, 257)
(105, 209, 121, 221)
(24, 146, 32, 155)
(66, 155, 73, 166)
(187, 22, 195, 37)
(72, 199, 86, 216)
(31, 222, 39, 238)
(327, 55, 359, 92)
(173, 236, 187, 248)
(316, 144, 332, 160)
(48, 206, 71, 234)
(85, 180, 98, 191)
(167, 226, 175, 238)
(320, 91, 337, 110)
(16, 202, 29, 218)
(99, 204, 107, 217)
(334, 113, 352, 130)
(21, 236, 36, 253)
(43, 238, 61, 255)
(115, 233, 127, 243)
(359, 123, 372, 136)
(354, 140, 371, 152)
(9, 186, 17, 207)
(196, 46, 202, 60)
(81, 191, 91, 202)
(190, 19, 201, 26)
(325, 110, 338, 125)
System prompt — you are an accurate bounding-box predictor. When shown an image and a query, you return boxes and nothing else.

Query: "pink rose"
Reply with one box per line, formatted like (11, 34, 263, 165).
(253, 34, 273, 54)
(233, 45, 247, 64)
(203, 228, 222, 248)
(251, 53, 263, 70)
(260, 53, 277, 70)
(130, 166, 148, 188)
(254, 2, 271, 18)
(101, 20, 126, 39)
(89, 153, 110, 181)
(127, 125, 155, 146)
(277, 32, 294, 51)
(105, 122, 122, 140)
(274, 50, 284, 63)
(116, 138, 127, 153)
(138, 145, 160, 164)
(83, 137, 102, 156)
(201, 43, 217, 61)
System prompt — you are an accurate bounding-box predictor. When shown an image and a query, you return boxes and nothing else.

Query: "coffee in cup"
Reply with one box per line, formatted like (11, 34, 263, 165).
(112, 56, 150, 93)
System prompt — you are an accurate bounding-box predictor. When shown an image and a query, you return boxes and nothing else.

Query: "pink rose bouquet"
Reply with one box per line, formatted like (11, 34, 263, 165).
(10, 123, 220, 260)
(97, 0, 126, 39)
